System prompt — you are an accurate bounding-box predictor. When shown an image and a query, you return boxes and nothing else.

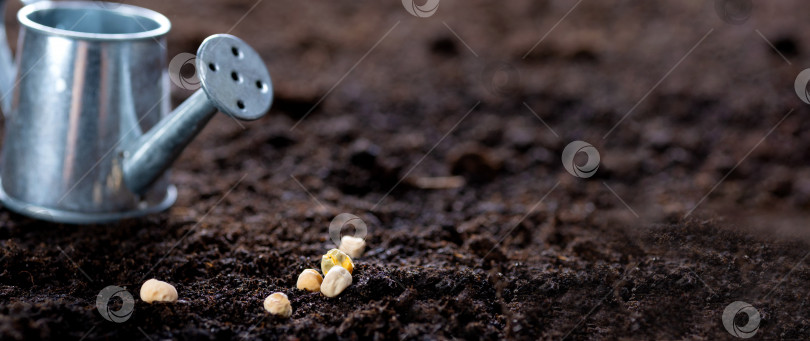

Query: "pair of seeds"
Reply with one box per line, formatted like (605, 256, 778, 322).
(138, 277, 294, 320)
(137, 277, 295, 320)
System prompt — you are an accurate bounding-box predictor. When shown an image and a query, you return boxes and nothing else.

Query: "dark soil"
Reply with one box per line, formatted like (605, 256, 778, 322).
(2, 0, 810, 340)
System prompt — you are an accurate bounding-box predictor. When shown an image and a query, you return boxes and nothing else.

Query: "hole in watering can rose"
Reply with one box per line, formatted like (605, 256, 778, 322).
(237, 100, 245, 110)
(231, 71, 241, 82)
(208, 63, 218, 72)
(232, 46, 242, 58)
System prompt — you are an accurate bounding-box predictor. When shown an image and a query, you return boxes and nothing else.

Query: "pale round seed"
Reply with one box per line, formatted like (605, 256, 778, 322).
(139, 278, 178, 304)
(320, 264, 352, 298)
(339, 235, 366, 258)
(263, 292, 292, 318)
(296, 269, 323, 292)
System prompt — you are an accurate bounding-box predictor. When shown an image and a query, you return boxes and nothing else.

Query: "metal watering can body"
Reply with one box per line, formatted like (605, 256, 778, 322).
(0, 1, 273, 223)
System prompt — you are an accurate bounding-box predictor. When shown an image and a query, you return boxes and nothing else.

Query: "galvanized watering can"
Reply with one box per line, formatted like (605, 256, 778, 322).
(0, 1, 273, 223)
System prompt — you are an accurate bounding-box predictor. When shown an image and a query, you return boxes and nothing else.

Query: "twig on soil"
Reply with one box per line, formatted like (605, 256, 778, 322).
(409, 176, 465, 190)
(373, 101, 480, 210)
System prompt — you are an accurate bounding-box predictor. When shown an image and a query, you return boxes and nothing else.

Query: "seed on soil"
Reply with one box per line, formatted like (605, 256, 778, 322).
(339, 235, 366, 258)
(140, 278, 178, 304)
(321, 248, 353, 275)
(320, 265, 352, 298)
(263, 292, 292, 318)
(296, 269, 323, 292)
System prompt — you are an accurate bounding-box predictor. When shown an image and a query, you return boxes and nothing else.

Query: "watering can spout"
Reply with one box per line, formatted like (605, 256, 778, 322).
(122, 34, 273, 195)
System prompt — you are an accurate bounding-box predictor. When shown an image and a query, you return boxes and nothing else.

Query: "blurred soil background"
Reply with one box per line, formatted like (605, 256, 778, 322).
(2, 0, 810, 339)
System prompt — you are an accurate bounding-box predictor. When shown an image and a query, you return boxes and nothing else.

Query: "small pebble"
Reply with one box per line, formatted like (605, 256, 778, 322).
(140, 279, 178, 303)
(339, 235, 366, 258)
(448, 144, 501, 184)
(349, 138, 380, 169)
(296, 269, 323, 292)
(263, 292, 292, 318)
(321, 248, 353, 275)
(320, 265, 352, 298)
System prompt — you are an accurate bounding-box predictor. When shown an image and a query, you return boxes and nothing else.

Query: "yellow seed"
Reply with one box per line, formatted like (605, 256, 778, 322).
(139, 278, 178, 304)
(320, 265, 352, 298)
(339, 235, 366, 259)
(296, 269, 323, 292)
(321, 248, 353, 275)
(263, 292, 292, 318)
